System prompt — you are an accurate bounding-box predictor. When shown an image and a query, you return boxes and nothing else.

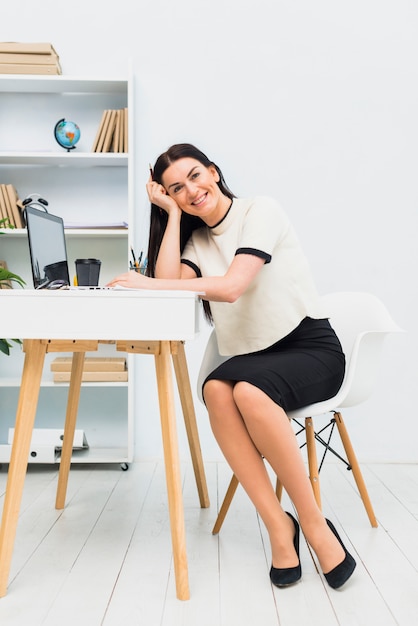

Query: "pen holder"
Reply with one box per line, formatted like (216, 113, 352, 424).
(75, 258, 101, 286)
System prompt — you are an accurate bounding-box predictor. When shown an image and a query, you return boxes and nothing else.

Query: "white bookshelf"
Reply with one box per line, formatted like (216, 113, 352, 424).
(0, 71, 135, 467)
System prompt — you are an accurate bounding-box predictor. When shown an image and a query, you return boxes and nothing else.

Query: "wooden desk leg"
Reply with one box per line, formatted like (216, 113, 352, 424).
(55, 351, 86, 510)
(171, 341, 210, 509)
(0, 339, 47, 597)
(154, 341, 190, 601)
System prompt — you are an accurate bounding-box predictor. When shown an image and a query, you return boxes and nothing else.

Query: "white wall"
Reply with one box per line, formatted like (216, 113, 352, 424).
(4, 0, 417, 462)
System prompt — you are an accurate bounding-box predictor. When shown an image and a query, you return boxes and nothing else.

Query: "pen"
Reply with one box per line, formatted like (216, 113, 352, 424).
(130, 246, 139, 268)
(149, 163, 154, 180)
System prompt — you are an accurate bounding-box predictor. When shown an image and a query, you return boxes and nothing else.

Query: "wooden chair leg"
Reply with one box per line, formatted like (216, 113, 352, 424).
(212, 473, 239, 535)
(275, 478, 283, 501)
(305, 417, 322, 509)
(334, 411, 378, 527)
(213, 470, 283, 535)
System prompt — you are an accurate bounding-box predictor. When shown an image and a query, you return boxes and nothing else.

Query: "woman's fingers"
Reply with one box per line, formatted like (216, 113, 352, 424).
(106, 271, 147, 288)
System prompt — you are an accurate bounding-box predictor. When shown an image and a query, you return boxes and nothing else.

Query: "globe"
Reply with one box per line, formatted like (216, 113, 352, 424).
(54, 118, 81, 151)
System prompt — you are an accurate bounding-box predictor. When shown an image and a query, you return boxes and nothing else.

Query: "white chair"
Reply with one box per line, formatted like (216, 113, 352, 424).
(197, 292, 403, 531)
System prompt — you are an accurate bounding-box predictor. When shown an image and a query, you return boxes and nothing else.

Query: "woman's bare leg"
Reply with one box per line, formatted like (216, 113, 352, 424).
(204, 379, 345, 574)
(204, 379, 299, 569)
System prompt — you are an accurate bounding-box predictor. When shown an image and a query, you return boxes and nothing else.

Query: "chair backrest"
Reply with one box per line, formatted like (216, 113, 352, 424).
(317, 292, 402, 409)
(197, 292, 403, 412)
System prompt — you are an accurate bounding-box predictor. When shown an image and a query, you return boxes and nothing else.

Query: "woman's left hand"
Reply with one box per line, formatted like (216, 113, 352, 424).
(106, 270, 151, 289)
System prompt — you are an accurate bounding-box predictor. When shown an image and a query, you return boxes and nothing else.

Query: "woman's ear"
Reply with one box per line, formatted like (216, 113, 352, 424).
(210, 164, 220, 182)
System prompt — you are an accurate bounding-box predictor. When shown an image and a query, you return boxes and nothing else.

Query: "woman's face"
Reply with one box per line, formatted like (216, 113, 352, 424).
(161, 157, 230, 226)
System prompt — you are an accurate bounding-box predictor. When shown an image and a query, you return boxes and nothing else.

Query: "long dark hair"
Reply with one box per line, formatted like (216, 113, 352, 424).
(146, 143, 236, 321)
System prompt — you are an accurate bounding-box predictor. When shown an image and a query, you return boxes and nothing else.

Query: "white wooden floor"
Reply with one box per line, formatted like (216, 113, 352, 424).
(0, 459, 417, 626)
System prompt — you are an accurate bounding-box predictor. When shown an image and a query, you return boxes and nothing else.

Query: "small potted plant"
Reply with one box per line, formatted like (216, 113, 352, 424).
(0, 217, 25, 354)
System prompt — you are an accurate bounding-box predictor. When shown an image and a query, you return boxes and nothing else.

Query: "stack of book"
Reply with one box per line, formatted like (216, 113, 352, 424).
(0, 42, 62, 75)
(91, 108, 128, 153)
(51, 357, 128, 383)
(0, 184, 24, 228)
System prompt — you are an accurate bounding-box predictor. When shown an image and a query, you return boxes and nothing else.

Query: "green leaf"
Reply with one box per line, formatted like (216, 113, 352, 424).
(0, 267, 26, 288)
(0, 338, 22, 356)
(0, 217, 15, 230)
(0, 339, 11, 355)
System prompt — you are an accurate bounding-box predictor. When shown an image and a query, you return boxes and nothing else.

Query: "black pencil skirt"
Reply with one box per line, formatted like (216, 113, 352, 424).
(202, 317, 346, 412)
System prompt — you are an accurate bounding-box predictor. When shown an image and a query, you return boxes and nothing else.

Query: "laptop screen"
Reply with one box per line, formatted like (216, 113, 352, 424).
(25, 206, 70, 289)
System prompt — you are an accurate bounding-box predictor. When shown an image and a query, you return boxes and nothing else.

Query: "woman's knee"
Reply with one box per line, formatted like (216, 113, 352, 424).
(232, 381, 262, 408)
(233, 381, 287, 426)
(202, 379, 234, 408)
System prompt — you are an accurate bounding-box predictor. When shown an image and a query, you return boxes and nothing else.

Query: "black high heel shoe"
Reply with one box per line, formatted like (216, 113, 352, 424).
(270, 512, 302, 587)
(324, 519, 356, 589)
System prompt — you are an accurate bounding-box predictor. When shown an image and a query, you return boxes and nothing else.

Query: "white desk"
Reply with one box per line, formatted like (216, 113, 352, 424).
(0, 289, 209, 600)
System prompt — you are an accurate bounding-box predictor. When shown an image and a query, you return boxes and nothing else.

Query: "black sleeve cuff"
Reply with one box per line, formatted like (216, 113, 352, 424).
(235, 247, 271, 264)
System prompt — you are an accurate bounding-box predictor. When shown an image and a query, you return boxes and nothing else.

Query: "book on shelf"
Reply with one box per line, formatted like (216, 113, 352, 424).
(0, 42, 59, 54)
(0, 186, 10, 223)
(6, 184, 24, 228)
(0, 188, 7, 222)
(53, 370, 128, 383)
(0, 185, 15, 227)
(51, 356, 128, 382)
(0, 184, 23, 228)
(114, 109, 125, 152)
(124, 108, 128, 152)
(91, 109, 108, 153)
(92, 108, 128, 153)
(50, 357, 127, 372)
(0, 52, 60, 65)
(102, 109, 117, 153)
(93, 109, 111, 153)
(0, 42, 61, 74)
(112, 109, 121, 153)
(0, 63, 61, 75)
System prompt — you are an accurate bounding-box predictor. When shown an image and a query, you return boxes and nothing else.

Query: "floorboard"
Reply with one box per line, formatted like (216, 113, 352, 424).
(0, 461, 417, 626)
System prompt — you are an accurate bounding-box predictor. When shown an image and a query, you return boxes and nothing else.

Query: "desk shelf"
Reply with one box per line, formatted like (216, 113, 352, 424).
(0, 70, 135, 466)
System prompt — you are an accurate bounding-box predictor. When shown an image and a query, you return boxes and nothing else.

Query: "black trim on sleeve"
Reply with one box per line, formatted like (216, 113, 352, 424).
(181, 259, 202, 277)
(235, 247, 271, 264)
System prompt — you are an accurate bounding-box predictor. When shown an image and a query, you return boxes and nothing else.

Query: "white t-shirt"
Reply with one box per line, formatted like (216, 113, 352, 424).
(181, 196, 323, 356)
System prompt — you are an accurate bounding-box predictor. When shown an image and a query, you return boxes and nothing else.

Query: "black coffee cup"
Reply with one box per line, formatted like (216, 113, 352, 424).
(75, 258, 101, 286)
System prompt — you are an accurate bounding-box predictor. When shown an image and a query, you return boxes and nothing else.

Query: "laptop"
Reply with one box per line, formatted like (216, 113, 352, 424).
(25, 205, 112, 290)
(25, 205, 71, 289)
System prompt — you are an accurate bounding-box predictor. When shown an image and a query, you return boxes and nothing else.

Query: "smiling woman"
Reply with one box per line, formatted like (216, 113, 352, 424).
(146, 144, 236, 281)
(106, 142, 356, 591)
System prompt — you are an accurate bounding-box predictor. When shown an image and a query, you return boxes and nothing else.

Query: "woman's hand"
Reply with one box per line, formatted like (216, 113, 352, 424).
(106, 270, 151, 289)
(146, 175, 180, 216)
